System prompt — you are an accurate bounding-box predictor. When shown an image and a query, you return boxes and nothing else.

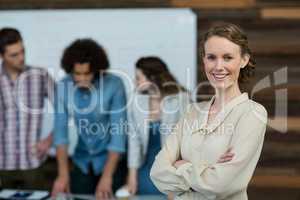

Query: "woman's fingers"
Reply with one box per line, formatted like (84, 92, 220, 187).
(218, 158, 232, 163)
(217, 151, 235, 163)
(218, 156, 234, 163)
(219, 152, 234, 159)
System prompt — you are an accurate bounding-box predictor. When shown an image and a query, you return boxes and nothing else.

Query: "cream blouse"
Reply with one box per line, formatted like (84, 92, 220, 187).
(150, 93, 267, 200)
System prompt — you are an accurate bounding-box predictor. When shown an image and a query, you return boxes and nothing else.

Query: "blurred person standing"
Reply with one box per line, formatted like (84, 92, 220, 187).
(0, 28, 55, 190)
(125, 56, 190, 197)
(51, 39, 127, 200)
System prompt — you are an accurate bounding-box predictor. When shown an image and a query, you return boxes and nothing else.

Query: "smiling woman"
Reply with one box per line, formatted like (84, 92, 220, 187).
(203, 35, 249, 90)
(201, 23, 256, 85)
(150, 23, 268, 200)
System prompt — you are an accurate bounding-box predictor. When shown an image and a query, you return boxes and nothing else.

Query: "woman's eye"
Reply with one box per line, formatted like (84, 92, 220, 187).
(207, 55, 216, 60)
(224, 56, 233, 61)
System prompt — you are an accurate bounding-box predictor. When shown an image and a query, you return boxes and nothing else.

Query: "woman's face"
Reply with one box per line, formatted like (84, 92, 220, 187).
(202, 36, 249, 91)
(135, 69, 152, 92)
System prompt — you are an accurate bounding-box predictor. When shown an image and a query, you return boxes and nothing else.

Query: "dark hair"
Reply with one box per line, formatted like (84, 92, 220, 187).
(136, 56, 186, 96)
(0, 28, 22, 54)
(200, 23, 255, 83)
(61, 38, 109, 77)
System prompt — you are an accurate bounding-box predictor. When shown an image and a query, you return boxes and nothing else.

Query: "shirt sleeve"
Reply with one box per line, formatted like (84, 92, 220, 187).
(43, 69, 56, 104)
(150, 105, 193, 195)
(174, 104, 268, 198)
(53, 81, 69, 147)
(127, 106, 142, 169)
(0, 89, 3, 129)
(107, 78, 127, 153)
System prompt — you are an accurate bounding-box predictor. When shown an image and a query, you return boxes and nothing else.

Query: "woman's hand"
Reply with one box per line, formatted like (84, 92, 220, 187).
(173, 148, 234, 171)
(173, 160, 188, 169)
(217, 147, 235, 163)
(127, 169, 138, 195)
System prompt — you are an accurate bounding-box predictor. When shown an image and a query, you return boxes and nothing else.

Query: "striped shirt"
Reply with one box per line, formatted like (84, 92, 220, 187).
(0, 66, 55, 170)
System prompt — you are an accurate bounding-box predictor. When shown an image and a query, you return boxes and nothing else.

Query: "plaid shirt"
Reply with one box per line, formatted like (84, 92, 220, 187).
(0, 66, 55, 170)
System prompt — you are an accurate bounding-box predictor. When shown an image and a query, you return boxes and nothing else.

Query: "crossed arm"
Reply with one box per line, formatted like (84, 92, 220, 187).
(150, 106, 267, 198)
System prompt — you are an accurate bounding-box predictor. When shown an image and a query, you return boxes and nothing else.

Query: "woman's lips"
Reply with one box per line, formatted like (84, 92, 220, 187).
(212, 73, 229, 80)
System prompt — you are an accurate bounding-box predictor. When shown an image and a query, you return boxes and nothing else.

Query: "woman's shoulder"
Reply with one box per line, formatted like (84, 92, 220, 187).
(238, 99, 268, 124)
(127, 93, 149, 111)
(241, 99, 267, 115)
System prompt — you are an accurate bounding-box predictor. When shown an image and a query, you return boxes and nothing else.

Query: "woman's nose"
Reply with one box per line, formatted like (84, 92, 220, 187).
(215, 59, 225, 70)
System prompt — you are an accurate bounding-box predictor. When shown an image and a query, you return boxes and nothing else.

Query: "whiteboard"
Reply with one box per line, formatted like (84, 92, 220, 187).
(0, 9, 197, 154)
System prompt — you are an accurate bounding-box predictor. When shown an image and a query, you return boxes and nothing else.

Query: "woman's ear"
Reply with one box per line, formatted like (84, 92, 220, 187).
(241, 54, 250, 69)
